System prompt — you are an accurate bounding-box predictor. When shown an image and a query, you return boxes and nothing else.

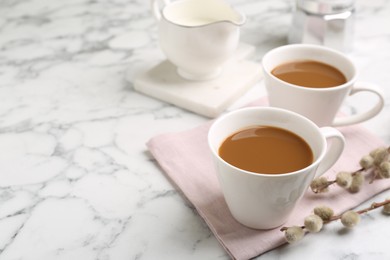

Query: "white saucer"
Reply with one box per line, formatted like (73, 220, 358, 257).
(132, 43, 262, 118)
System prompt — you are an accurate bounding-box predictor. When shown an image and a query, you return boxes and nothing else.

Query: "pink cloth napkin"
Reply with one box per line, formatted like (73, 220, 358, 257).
(147, 98, 387, 260)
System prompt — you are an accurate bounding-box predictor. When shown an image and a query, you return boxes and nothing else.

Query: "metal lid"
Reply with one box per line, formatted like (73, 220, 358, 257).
(297, 0, 355, 14)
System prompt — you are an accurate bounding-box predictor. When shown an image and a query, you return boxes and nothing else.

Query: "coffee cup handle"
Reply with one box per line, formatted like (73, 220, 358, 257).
(332, 82, 385, 127)
(315, 127, 345, 178)
(151, 0, 171, 20)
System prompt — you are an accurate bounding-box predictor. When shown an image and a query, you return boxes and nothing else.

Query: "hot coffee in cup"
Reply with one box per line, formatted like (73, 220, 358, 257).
(271, 60, 347, 88)
(208, 107, 345, 229)
(219, 125, 313, 174)
(262, 44, 385, 127)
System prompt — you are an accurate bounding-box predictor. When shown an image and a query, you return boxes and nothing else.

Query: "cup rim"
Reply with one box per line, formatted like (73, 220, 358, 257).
(262, 44, 358, 92)
(208, 107, 327, 178)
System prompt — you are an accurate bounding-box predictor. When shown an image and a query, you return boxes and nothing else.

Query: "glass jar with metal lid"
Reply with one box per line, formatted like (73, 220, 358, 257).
(288, 0, 355, 52)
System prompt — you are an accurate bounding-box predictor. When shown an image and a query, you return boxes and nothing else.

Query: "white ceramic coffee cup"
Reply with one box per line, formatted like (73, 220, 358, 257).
(262, 44, 385, 127)
(208, 107, 345, 229)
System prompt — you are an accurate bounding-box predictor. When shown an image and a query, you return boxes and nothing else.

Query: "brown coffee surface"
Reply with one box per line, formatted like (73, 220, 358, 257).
(271, 60, 347, 88)
(219, 126, 313, 174)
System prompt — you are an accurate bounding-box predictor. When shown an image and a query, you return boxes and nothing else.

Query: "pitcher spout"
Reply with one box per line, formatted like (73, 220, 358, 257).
(228, 11, 246, 26)
(160, 0, 246, 27)
(210, 0, 246, 26)
(198, 0, 246, 27)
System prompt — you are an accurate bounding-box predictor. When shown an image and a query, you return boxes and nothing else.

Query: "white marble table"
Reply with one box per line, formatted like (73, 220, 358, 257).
(0, 0, 389, 259)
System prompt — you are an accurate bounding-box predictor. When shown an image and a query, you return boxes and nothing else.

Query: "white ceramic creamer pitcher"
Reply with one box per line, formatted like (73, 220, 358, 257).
(151, 0, 246, 81)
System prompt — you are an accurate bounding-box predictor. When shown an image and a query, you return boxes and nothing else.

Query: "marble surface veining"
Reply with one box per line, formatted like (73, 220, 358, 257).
(0, 0, 389, 259)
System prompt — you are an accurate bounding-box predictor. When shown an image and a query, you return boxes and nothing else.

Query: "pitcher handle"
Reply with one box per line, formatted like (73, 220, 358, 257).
(315, 127, 345, 178)
(151, 0, 171, 20)
(332, 82, 385, 127)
